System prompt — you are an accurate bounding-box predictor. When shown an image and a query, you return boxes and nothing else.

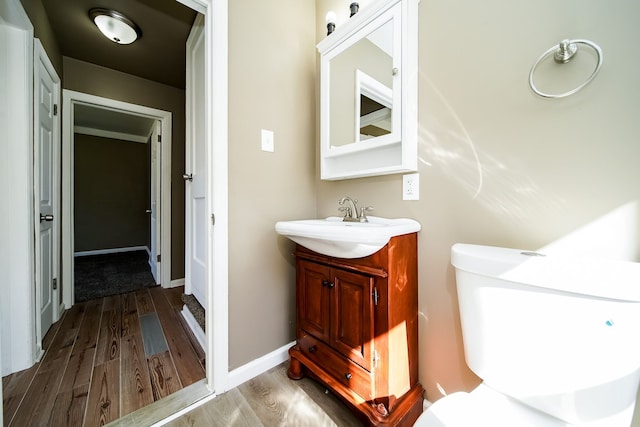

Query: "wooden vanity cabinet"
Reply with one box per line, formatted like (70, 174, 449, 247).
(288, 233, 423, 426)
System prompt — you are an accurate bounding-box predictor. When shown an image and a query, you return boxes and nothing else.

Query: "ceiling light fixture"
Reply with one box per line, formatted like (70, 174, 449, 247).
(89, 8, 141, 45)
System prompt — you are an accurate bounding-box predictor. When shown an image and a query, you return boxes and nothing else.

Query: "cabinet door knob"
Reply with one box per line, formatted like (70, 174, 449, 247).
(345, 373, 352, 380)
(322, 280, 334, 288)
(308, 346, 316, 353)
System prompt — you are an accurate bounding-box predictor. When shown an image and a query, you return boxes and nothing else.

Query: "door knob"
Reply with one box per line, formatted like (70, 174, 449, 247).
(182, 173, 193, 181)
(39, 213, 54, 222)
(145, 209, 152, 214)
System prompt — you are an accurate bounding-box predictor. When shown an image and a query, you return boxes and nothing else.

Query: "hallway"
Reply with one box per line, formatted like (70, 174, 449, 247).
(2, 286, 204, 426)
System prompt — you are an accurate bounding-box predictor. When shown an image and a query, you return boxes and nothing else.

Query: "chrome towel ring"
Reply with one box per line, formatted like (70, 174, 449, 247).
(529, 39, 603, 99)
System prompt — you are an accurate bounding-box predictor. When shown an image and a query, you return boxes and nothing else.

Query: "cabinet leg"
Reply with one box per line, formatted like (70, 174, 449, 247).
(287, 346, 305, 380)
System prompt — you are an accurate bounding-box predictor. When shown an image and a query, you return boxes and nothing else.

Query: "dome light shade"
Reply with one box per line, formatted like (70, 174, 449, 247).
(89, 8, 141, 45)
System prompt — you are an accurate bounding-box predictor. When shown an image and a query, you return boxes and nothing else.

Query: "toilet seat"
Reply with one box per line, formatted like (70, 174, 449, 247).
(414, 384, 568, 427)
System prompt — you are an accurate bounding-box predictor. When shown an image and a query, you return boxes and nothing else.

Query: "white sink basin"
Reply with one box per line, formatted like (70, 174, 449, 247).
(275, 216, 421, 258)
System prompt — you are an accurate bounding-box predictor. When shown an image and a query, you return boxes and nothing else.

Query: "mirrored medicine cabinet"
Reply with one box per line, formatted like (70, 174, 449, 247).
(318, 0, 418, 180)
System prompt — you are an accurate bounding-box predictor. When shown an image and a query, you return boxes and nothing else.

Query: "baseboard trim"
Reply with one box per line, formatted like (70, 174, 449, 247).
(226, 341, 295, 391)
(74, 246, 149, 257)
(167, 278, 185, 288)
(180, 306, 206, 350)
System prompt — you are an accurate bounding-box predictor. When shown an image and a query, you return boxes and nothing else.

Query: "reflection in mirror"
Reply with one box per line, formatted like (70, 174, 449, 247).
(329, 18, 393, 148)
(360, 96, 391, 138)
(356, 69, 392, 141)
(360, 95, 391, 137)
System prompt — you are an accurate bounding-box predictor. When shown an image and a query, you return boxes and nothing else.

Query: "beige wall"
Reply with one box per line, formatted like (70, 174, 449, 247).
(227, 0, 317, 369)
(63, 57, 186, 280)
(316, 0, 640, 402)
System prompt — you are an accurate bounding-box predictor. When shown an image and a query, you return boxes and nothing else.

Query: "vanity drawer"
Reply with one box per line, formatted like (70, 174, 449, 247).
(299, 333, 373, 400)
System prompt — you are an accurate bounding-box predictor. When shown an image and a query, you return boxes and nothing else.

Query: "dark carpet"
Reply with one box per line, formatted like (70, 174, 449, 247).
(74, 250, 157, 302)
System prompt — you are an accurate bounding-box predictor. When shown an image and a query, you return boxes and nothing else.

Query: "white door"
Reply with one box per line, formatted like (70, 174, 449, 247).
(185, 15, 207, 307)
(149, 121, 162, 284)
(34, 40, 60, 347)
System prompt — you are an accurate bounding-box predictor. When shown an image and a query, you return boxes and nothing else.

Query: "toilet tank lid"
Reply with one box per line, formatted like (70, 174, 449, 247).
(451, 243, 640, 302)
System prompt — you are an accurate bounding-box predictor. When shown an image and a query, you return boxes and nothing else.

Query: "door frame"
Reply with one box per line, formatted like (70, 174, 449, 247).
(179, 0, 229, 394)
(33, 38, 61, 360)
(61, 90, 172, 307)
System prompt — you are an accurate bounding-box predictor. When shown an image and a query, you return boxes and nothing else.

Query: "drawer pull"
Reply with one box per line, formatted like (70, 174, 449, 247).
(345, 373, 352, 380)
(308, 346, 316, 353)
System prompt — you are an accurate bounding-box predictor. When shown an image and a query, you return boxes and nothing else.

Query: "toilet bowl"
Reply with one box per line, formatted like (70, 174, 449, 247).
(415, 244, 640, 427)
(415, 384, 570, 427)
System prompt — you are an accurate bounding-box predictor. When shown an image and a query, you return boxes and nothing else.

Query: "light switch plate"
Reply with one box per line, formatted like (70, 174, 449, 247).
(403, 173, 419, 200)
(261, 129, 274, 152)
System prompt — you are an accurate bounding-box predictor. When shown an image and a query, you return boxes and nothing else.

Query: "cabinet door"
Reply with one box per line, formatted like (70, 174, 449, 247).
(331, 269, 375, 372)
(297, 260, 331, 343)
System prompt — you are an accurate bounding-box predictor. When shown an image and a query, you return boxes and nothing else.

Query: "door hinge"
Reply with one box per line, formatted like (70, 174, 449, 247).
(52, 278, 57, 290)
(372, 287, 379, 306)
(211, 213, 215, 225)
(157, 254, 161, 262)
(373, 349, 380, 369)
(157, 134, 162, 142)
(53, 104, 58, 116)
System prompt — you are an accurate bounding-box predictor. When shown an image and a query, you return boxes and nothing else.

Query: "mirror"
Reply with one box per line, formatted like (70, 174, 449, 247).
(318, 0, 417, 180)
(329, 22, 394, 148)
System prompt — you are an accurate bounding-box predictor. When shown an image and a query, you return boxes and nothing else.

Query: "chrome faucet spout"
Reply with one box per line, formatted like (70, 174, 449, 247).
(338, 196, 371, 222)
(338, 197, 359, 221)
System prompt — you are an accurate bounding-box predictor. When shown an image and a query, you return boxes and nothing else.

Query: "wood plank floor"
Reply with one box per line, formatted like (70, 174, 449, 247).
(165, 362, 363, 427)
(2, 286, 205, 427)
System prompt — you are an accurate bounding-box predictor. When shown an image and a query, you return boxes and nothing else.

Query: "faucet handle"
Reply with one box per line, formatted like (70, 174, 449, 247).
(358, 206, 374, 222)
(338, 206, 352, 217)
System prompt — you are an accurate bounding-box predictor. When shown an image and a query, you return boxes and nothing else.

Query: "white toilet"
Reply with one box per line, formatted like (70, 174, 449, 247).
(415, 243, 640, 427)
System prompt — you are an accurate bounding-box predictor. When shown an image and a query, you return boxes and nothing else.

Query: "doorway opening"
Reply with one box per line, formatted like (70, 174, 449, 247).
(72, 108, 161, 302)
(1, 0, 228, 423)
(61, 90, 172, 308)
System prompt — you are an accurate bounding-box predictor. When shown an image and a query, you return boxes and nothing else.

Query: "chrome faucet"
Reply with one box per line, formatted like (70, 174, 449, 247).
(338, 196, 372, 222)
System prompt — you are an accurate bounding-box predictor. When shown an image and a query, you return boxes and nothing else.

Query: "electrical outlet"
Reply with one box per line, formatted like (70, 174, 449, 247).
(261, 129, 274, 152)
(403, 173, 419, 200)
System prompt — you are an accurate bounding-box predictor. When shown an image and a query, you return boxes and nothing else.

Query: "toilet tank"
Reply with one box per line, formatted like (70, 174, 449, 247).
(451, 243, 640, 426)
